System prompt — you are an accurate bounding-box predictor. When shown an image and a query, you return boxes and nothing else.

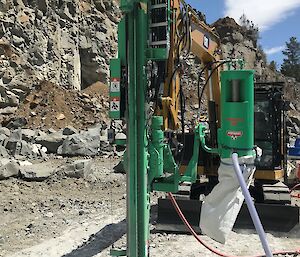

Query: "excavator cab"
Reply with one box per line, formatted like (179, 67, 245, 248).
(254, 82, 287, 179)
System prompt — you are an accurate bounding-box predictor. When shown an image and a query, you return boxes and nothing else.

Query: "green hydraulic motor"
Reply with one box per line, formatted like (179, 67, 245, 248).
(200, 69, 255, 158)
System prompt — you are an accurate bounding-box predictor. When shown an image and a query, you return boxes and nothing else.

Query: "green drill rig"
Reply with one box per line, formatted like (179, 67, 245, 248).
(108, 0, 266, 256)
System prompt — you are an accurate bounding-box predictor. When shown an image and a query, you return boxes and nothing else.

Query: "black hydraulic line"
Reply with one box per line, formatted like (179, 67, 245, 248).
(197, 64, 211, 111)
(198, 61, 231, 113)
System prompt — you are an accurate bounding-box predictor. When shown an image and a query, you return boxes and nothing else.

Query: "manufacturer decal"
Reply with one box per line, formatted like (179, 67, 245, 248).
(110, 78, 120, 92)
(227, 131, 243, 140)
(203, 35, 209, 49)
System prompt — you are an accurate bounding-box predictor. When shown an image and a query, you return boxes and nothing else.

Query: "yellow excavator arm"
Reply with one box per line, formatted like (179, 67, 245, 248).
(159, 0, 222, 131)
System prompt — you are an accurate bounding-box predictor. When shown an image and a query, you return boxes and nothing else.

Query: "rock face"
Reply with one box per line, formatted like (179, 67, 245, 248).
(0, 0, 120, 112)
(213, 17, 265, 77)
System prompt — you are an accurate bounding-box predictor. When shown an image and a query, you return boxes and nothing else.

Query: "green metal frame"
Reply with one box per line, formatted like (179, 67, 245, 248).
(109, 1, 253, 256)
(110, 3, 252, 252)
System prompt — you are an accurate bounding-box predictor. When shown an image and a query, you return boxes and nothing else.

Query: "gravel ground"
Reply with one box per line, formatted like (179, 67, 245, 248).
(1, 157, 299, 257)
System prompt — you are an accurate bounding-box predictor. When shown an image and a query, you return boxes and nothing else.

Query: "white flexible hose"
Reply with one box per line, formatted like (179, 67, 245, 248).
(232, 153, 273, 257)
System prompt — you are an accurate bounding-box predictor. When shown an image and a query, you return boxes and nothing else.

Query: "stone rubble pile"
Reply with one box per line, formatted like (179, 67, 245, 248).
(0, 123, 117, 180)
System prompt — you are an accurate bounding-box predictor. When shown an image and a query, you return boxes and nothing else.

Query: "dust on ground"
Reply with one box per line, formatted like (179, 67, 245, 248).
(0, 157, 125, 257)
(1, 157, 299, 257)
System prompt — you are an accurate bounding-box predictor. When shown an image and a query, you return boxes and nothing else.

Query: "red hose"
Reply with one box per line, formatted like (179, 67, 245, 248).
(167, 192, 300, 257)
(290, 183, 300, 198)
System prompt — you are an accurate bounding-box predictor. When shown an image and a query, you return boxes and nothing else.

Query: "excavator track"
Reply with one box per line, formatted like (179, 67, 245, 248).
(156, 197, 299, 233)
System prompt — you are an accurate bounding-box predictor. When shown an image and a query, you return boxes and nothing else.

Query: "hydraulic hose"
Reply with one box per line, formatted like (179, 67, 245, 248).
(168, 192, 300, 257)
(290, 183, 300, 198)
(231, 153, 273, 257)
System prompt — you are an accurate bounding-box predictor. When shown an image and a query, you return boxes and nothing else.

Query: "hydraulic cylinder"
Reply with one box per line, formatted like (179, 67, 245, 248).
(218, 70, 255, 158)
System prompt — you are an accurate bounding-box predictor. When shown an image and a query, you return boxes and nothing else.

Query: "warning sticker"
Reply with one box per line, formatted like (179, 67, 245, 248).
(110, 78, 120, 92)
(227, 131, 243, 140)
(110, 97, 120, 112)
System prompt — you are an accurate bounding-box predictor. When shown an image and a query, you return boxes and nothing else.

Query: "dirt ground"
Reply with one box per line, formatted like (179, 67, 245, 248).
(1, 157, 300, 257)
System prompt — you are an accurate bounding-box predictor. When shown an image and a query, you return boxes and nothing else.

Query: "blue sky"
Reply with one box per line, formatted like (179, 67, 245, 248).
(186, 0, 300, 68)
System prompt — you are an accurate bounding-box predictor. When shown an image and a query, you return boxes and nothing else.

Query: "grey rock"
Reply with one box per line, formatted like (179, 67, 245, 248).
(2, 67, 16, 84)
(0, 106, 18, 115)
(232, 32, 244, 43)
(289, 102, 296, 111)
(0, 134, 8, 147)
(47, 128, 57, 134)
(0, 127, 10, 137)
(0, 145, 9, 157)
(113, 160, 126, 174)
(20, 163, 57, 181)
(6, 117, 27, 129)
(5, 129, 22, 153)
(9, 129, 22, 141)
(59, 160, 92, 179)
(6, 139, 34, 158)
(0, 159, 20, 180)
(5, 91, 19, 106)
(21, 129, 36, 142)
(0, 0, 119, 94)
(62, 126, 78, 135)
(79, 36, 92, 49)
(18, 140, 36, 158)
(58, 125, 101, 156)
(5, 129, 27, 156)
(12, 35, 25, 46)
(57, 133, 100, 156)
(37, 0, 48, 13)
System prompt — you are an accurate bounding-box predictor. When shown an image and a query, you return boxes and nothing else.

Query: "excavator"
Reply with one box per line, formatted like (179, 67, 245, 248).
(108, 0, 299, 256)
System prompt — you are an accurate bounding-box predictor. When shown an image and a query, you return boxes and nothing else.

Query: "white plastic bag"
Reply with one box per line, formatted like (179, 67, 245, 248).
(199, 156, 255, 244)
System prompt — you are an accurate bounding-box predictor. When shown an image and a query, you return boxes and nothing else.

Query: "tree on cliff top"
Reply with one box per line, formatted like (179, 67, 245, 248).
(239, 14, 259, 47)
(281, 37, 300, 82)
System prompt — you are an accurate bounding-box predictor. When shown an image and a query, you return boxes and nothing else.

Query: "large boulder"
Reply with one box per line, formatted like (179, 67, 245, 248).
(57, 159, 93, 179)
(57, 133, 100, 156)
(57, 125, 101, 156)
(19, 162, 57, 181)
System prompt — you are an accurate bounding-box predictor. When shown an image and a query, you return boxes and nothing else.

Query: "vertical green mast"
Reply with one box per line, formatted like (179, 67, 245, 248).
(111, 1, 178, 256)
(122, 1, 149, 256)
